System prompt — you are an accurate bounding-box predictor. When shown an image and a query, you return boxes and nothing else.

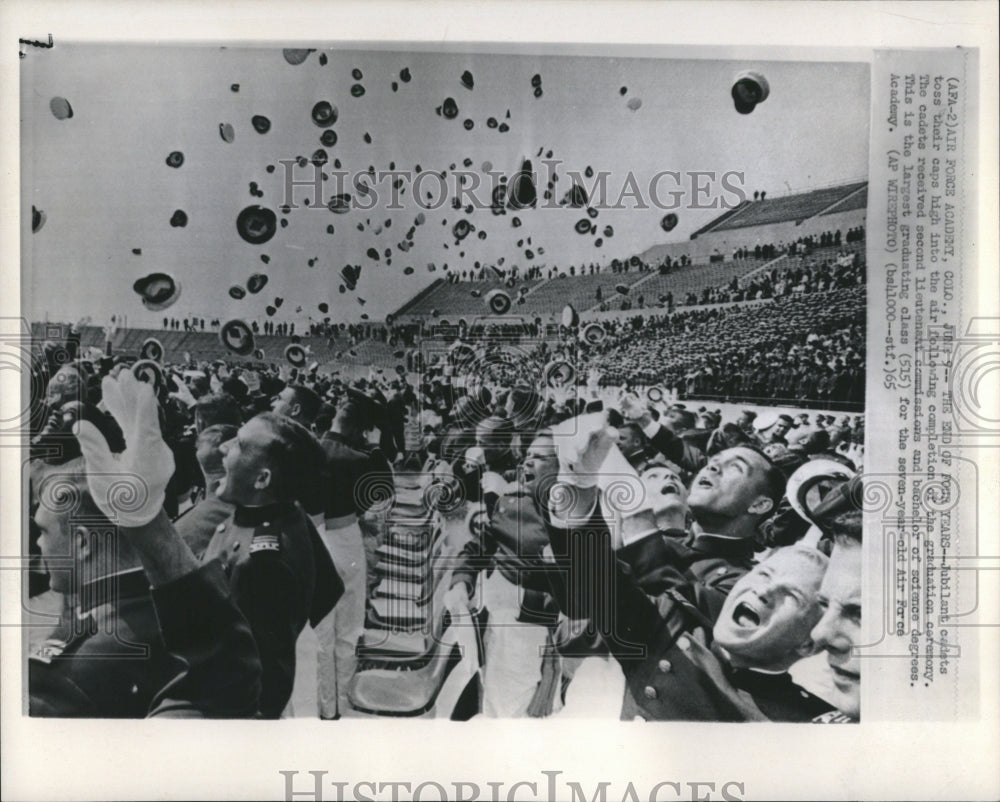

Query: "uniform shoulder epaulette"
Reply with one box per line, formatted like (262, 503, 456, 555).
(692, 557, 748, 587)
(249, 527, 281, 554)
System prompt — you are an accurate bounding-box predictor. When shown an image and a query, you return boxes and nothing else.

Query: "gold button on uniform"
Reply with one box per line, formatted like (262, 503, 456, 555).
(658, 659, 672, 673)
(643, 685, 658, 699)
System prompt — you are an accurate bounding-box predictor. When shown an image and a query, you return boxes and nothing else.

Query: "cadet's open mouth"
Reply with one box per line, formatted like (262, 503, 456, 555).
(733, 601, 760, 628)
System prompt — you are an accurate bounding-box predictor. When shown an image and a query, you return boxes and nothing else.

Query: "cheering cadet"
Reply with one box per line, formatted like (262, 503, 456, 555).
(31, 371, 261, 717)
(205, 411, 343, 718)
(316, 390, 392, 718)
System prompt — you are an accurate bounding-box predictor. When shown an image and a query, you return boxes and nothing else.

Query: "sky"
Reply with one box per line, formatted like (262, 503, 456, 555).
(21, 44, 870, 328)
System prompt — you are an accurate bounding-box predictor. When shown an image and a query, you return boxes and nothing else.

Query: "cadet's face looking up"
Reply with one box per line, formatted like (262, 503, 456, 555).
(217, 418, 273, 502)
(34, 502, 74, 595)
(522, 436, 558, 483)
(639, 465, 688, 516)
(714, 547, 827, 669)
(687, 447, 772, 518)
(810, 540, 862, 718)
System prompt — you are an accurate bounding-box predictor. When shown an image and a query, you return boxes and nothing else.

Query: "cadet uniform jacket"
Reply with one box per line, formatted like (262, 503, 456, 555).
(319, 431, 392, 520)
(30, 562, 261, 718)
(645, 423, 707, 477)
(202, 502, 342, 718)
(451, 478, 560, 626)
(174, 491, 234, 557)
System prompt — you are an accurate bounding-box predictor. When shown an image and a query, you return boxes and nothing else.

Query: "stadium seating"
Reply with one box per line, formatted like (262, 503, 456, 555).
(737, 240, 865, 286)
(587, 285, 866, 409)
(821, 185, 867, 216)
(395, 277, 545, 318)
(517, 270, 649, 313)
(597, 254, 780, 312)
(709, 182, 867, 232)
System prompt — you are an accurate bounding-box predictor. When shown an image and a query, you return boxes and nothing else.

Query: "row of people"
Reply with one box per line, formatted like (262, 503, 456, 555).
(682, 251, 864, 307)
(29, 346, 401, 718)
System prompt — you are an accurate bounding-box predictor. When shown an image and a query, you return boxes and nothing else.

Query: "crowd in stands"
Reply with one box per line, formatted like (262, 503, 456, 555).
(683, 247, 865, 307)
(163, 316, 219, 331)
(587, 285, 865, 409)
(442, 253, 693, 285)
(729, 227, 865, 262)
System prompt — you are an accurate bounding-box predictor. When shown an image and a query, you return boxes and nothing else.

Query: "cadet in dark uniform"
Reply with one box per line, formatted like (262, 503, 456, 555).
(764, 414, 795, 446)
(451, 414, 519, 506)
(445, 430, 563, 717)
(316, 390, 393, 718)
(612, 545, 835, 721)
(617, 422, 658, 473)
(542, 485, 831, 720)
(206, 412, 342, 718)
(174, 424, 236, 556)
(30, 459, 261, 719)
(609, 443, 785, 623)
(31, 464, 182, 717)
(620, 396, 707, 478)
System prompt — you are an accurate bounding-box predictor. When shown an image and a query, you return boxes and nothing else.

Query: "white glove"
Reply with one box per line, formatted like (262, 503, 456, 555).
(551, 413, 618, 489)
(169, 374, 197, 408)
(73, 370, 175, 526)
(480, 470, 508, 498)
(619, 393, 652, 425)
(463, 446, 486, 469)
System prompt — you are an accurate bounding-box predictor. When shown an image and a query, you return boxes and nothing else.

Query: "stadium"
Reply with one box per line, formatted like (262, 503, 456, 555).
(21, 45, 869, 722)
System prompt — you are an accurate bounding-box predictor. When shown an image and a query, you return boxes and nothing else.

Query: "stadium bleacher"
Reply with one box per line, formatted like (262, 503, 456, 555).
(395, 277, 545, 318)
(391, 181, 867, 319)
(736, 239, 865, 286)
(597, 253, 783, 312)
(708, 182, 867, 232)
(821, 185, 867, 216)
(517, 270, 649, 314)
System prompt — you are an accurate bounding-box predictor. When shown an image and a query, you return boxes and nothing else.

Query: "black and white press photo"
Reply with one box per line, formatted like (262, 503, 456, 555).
(3, 5, 997, 800)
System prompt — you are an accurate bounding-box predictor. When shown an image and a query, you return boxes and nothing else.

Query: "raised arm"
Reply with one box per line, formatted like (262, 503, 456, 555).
(74, 371, 261, 717)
